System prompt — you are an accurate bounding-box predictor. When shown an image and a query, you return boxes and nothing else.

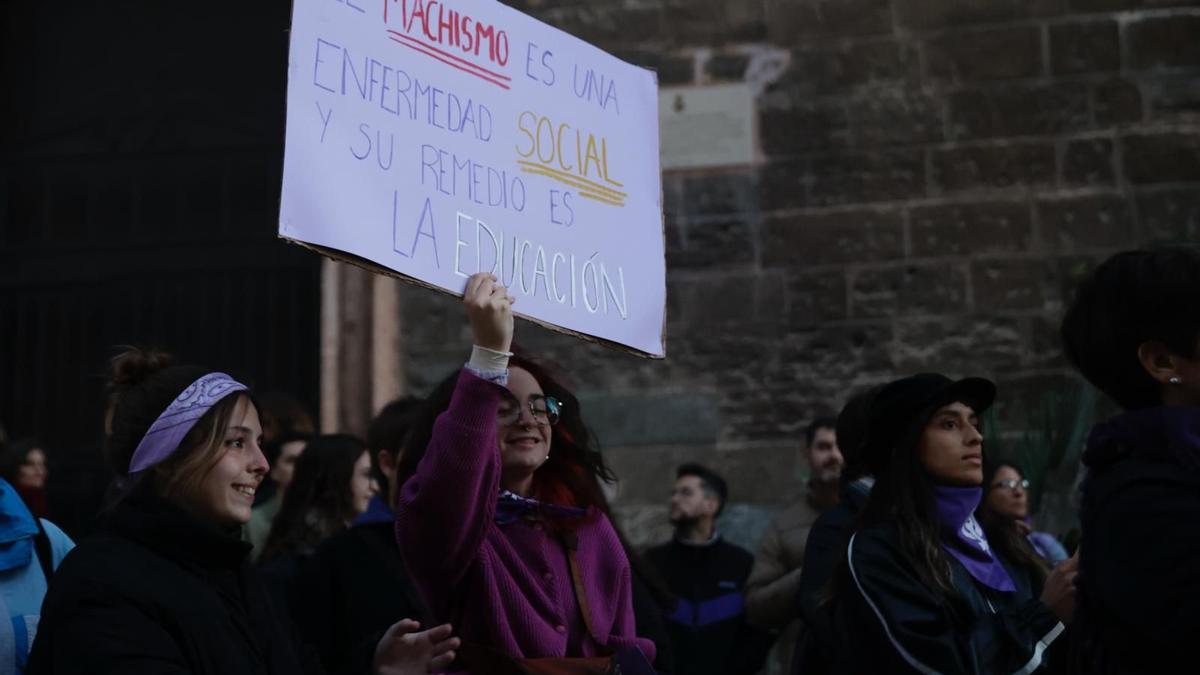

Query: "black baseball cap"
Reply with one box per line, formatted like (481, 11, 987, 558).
(860, 373, 996, 475)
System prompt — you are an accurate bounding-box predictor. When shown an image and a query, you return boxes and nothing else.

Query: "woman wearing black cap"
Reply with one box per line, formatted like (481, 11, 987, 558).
(826, 374, 1077, 675)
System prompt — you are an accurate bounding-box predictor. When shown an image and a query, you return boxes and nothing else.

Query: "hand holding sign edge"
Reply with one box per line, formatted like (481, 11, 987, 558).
(463, 272, 515, 353)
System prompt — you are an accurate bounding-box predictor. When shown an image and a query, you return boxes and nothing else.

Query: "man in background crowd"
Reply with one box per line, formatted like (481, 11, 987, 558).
(745, 419, 842, 673)
(794, 388, 879, 672)
(646, 463, 770, 675)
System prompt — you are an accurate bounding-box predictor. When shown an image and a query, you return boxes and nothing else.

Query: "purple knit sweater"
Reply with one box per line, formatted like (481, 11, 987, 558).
(395, 369, 656, 664)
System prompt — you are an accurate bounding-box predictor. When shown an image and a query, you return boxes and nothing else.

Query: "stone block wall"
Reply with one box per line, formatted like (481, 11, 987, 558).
(394, 0, 1200, 551)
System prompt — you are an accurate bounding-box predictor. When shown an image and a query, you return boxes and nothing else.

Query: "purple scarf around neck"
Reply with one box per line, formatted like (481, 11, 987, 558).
(932, 484, 1016, 592)
(494, 489, 587, 525)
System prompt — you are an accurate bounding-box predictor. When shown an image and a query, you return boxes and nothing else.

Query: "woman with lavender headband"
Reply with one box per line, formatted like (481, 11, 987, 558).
(27, 348, 459, 675)
(823, 374, 1078, 675)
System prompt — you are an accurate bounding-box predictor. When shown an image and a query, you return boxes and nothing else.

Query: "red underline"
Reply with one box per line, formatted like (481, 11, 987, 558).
(387, 30, 512, 82)
(387, 36, 511, 90)
(385, 29, 512, 84)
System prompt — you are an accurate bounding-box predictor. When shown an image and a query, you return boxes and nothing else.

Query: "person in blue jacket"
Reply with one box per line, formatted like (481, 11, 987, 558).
(0, 477, 74, 674)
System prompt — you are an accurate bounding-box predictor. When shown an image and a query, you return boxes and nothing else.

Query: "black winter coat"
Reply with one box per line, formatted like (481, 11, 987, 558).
(829, 522, 1062, 675)
(290, 520, 427, 675)
(27, 492, 319, 675)
(1069, 409, 1200, 674)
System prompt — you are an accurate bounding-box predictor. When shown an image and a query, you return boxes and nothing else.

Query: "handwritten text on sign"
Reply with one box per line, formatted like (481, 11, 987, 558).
(280, 0, 665, 356)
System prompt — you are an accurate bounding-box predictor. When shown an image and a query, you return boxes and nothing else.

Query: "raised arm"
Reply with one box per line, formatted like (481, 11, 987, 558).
(394, 274, 515, 612)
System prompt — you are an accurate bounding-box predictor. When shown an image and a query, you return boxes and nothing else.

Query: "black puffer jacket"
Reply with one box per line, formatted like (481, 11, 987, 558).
(28, 491, 319, 675)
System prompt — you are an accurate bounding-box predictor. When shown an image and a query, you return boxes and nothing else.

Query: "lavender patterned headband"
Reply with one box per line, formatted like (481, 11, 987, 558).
(128, 372, 248, 473)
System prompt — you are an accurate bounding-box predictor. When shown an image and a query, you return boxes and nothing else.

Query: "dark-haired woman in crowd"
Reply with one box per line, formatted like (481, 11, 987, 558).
(827, 374, 1076, 674)
(27, 348, 458, 675)
(1, 438, 50, 518)
(395, 273, 656, 671)
(245, 431, 311, 560)
(257, 434, 375, 623)
(257, 434, 374, 566)
(979, 461, 1068, 566)
(1060, 246, 1200, 674)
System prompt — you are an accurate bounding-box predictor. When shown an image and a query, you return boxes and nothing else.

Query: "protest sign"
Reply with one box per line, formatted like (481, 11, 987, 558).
(279, 0, 666, 357)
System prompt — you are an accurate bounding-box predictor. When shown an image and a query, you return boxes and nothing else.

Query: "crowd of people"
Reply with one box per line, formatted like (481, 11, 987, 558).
(1, 244, 1198, 674)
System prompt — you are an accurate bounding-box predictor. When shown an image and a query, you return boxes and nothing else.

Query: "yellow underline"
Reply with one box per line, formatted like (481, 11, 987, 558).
(519, 166, 627, 206)
(515, 160, 628, 199)
(578, 191, 625, 207)
(517, 162, 627, 200)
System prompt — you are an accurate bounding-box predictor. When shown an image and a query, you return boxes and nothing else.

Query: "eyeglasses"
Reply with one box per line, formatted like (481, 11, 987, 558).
(497, 394, 562, 427)
(991, 478, 1029, 492)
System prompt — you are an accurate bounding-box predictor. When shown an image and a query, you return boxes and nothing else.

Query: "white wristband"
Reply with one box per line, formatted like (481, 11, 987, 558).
(469, 344, 512, 373)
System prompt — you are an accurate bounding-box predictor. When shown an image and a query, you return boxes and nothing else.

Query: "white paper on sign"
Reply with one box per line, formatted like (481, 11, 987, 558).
(280, 0, 666, 357)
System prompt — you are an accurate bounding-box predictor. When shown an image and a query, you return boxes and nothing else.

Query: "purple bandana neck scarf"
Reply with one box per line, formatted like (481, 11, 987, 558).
(494, 489, 587, 525)
(128, 373, 248, 473)
(932, 484, 1016, 592)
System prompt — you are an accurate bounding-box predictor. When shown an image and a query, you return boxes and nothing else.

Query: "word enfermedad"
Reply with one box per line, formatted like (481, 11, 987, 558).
(314, 40, 494, 140)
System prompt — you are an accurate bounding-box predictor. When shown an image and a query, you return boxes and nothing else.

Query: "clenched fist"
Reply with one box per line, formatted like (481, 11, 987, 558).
(463, 272, 515, 353)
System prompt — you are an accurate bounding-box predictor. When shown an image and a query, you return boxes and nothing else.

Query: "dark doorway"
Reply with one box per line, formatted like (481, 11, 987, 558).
(0, 2, 320, 538)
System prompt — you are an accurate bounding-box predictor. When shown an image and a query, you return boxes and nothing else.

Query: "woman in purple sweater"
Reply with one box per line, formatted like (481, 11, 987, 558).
(395, 273, 656, 669)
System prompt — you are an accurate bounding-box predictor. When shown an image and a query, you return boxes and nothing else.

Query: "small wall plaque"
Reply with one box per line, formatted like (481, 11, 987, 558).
(659, 83, 757, 171)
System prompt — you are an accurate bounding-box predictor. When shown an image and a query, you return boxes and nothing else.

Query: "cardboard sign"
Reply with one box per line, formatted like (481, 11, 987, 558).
(279, 0, 666, 357)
